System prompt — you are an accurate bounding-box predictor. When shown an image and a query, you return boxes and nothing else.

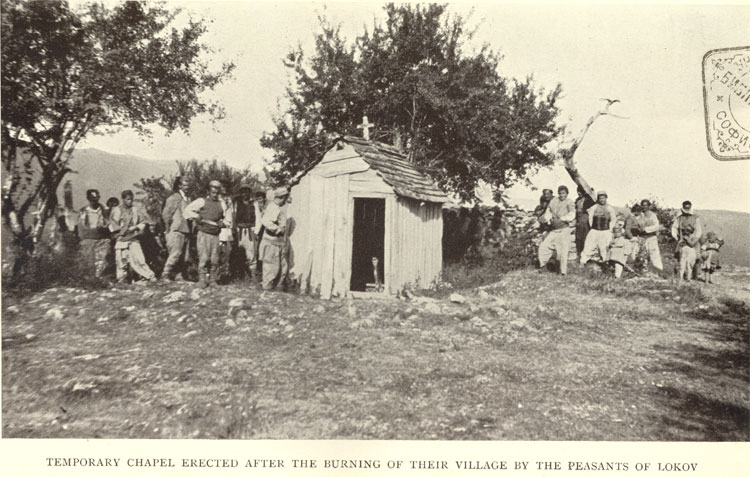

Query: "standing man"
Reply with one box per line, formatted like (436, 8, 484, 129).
(537, 185, 576, 275)
(218, 185, 235, 283)
(637, 199, 664, 272)
(161, 176, 192, 281)
(580, 191, 618, 265)
(184, 180, 227, 288)
(671, 200, 702, 281)
(574, 186, 596, 256)
(111, 190, 156, 283)
(259, 187, 289, 291)
(78, 189, 111, 278)
(233, 183, 262, 281)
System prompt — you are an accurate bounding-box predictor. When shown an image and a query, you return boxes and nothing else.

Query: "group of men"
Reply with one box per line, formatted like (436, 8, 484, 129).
(535, 186, 724, 281)
(76, 178, 293, 291)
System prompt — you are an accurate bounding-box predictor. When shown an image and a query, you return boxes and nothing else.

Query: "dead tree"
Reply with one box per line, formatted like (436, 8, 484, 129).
(554, 99, 628, 201)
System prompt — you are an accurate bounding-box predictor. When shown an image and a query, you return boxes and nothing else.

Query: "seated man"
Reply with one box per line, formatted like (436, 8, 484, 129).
(111, 190, 156, 283)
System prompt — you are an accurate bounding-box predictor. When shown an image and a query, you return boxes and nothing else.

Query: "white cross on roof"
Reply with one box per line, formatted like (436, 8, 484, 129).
(357, 115, 375, 140)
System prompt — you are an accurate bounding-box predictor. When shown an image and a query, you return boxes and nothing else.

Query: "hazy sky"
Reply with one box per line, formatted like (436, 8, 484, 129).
(80, 1, 750, 212)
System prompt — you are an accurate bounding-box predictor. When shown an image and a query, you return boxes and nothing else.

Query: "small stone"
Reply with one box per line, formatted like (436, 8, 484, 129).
(5, 305, 19, 314)
(97, 316, 109, 323)
(183, 330, 199, 338)
(450, 293, 466, 304)
(165, 291, 186, 303)
(142, 290, 157, 299)
(469, 304, 480, 313)
(424, 302, 441, 314)
(284, 324, 294, 332)
(313, 304, 326, 314)
(229, 298, 245, 308)
(477, 290, 490, 300)
(225, 319, 237, 328)
(45, 308, 64, 320)
(177, 315, 187, 323)
(189, 289, 202, 300)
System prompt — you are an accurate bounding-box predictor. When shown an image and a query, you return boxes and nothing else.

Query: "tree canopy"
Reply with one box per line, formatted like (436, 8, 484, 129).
(1, 0, 234, 255)
(261, 3, 562, 202)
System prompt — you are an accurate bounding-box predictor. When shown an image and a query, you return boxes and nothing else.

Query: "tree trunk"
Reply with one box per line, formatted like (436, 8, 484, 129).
(556, 100, 625, 202)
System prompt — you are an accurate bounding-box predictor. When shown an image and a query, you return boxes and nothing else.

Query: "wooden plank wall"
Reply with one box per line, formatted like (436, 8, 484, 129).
(391, 198, 443, 291)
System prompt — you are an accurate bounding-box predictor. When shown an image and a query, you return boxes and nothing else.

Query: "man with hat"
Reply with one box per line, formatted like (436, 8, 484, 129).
(636, 199, 664, 272)
(232, 182, 263, 281)
(161, 176, 192, 281)
(78, 188, 111, 278)
(580, 190, 618, 266)
(259, 186, 290, 290)
(184, 180, 227, 287)
(538, 185, 576, 275)
(671, 200, 702, 281)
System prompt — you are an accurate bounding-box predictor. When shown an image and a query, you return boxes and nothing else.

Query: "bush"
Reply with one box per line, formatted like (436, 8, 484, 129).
(3, 243, 109, 295)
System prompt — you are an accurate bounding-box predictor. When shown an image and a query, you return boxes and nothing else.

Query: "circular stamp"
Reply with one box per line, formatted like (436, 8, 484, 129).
(702, 46, 750, 161)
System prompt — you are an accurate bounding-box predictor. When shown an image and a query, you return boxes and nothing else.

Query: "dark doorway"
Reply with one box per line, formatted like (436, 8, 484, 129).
(350, 198, 385, 291)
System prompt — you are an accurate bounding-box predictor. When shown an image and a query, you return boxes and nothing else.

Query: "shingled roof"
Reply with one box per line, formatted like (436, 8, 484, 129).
(341, 135, 448, 203)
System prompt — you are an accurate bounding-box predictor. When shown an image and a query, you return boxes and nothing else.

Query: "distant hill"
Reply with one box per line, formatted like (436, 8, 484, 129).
(698, 209, 750, 268)
(64, 149, 177, 209)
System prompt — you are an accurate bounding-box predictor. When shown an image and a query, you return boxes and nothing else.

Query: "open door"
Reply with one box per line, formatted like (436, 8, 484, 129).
(350, 198, 385, 292)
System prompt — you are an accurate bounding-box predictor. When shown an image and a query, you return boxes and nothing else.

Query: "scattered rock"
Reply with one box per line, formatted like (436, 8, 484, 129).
(477, 290, 490, 300)
(225, 319, 237, 328)
(229, 298, 245, 308)
(72, 354, 100, 361)
(183, 330, 199, 338)
(350, 318, 374, 329)
(469, 303, 480, 313)
(72, 382, 97, 392)
(284, 324, 294, 333)
(165, 291, 186, 303)
(509, 318, 529, 329)
(5, 305, 19, 314)
(122, 305, 136, 312)
(450, 293, 466, 304)
(313, 304, 326, 314)
(347, 302, 358, 318)
(424, 302, 442, 314)
(45, 308, 64, 320)
(97, 316, 109, 323)
(142, 290, 157, 299)
(236, 310, 250, 321)
(189, 289, 203, 300)
(177, 315, 188, 323)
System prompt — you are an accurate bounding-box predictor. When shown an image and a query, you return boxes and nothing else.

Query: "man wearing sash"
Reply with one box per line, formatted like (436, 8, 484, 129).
(580, 191, 618, 265)
(185, 180, 227, 287)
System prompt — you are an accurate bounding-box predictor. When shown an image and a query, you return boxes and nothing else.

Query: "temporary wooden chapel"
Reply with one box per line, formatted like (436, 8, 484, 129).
(286, 134, 448, 299)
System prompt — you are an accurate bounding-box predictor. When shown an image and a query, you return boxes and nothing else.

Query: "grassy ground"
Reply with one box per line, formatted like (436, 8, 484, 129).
(2, 262, 748, 440)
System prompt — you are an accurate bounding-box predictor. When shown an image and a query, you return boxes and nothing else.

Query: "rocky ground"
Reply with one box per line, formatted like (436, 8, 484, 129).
(2, 265, 748, 440)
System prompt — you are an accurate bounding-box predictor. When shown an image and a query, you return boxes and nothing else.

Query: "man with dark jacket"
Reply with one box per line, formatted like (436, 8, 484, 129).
(161, 176, 191, 280)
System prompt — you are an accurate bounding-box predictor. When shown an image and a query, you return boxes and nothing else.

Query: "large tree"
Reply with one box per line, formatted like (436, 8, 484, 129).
(261, 3, 562, 202)
(1, 0, 233, 259)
